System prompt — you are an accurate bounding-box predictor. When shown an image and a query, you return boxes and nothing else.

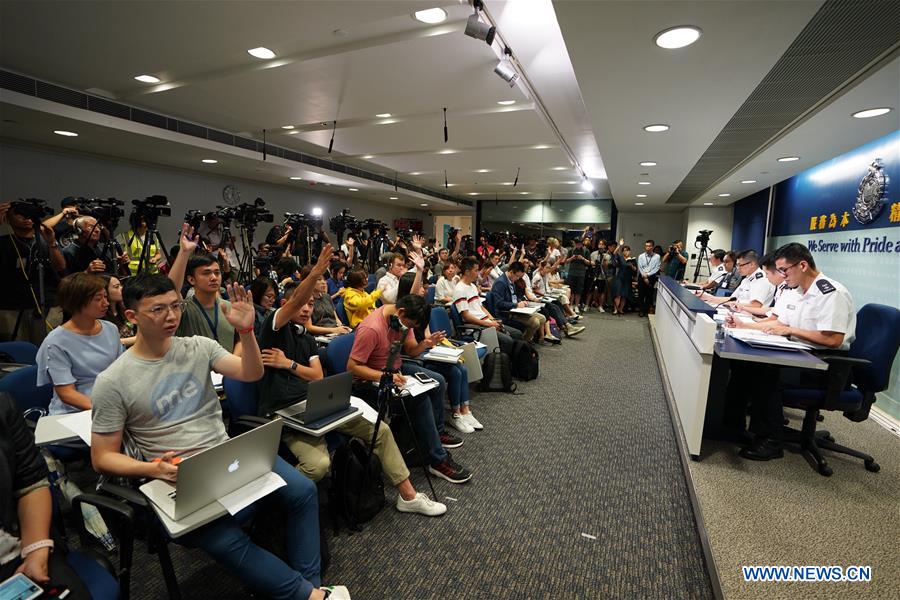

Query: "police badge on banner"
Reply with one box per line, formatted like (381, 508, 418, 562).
(853, 159, 888, 225)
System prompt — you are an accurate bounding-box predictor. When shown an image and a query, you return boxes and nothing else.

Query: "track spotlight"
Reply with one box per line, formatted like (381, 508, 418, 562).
(581, 177, 593, 192)
(494, 57, 518, 87)
(464, 0, 495, 46)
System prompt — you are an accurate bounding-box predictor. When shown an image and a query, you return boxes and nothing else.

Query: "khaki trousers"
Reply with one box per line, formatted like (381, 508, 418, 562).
(511, 312, 546, 342)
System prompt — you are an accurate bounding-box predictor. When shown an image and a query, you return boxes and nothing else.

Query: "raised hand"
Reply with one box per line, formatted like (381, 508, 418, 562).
(221, 283, 255, 331)
(411, 233, 423, 252)
(179, 222, 199, 253)
(411, 251, 425, 271)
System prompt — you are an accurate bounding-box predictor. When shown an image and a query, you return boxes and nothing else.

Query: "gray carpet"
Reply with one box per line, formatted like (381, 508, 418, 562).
(689, 408, 900, 600)
(75, 312, 714, 599)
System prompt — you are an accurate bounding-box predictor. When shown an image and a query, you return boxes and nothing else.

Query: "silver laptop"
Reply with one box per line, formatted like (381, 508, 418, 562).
(143, 419, 283, 521)
(275, 372, 356, 431)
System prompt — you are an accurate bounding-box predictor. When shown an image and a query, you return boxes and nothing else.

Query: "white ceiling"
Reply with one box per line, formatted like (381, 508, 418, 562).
(0, 1, 896, 217)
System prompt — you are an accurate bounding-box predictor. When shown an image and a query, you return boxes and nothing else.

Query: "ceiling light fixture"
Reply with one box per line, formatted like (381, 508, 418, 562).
(741, 179, 757, 184)
(53, 130, 78, 137)
(703, 202, 715, 206)
(639, 161, 658, 167)
(134, 74, 160, 84)
(311, 207, 323, 216)
(390, 196, 399, 200)
(409, 172, 423, 175)
(281, 125, 295, 129)
(413, 7, 447, 24)
(201, 159, 218, 164)
(520, 192, 530, 195)
(348, 188, 358, 192)
(581, 178, 593, 192)
(638, 181, 651, 185)
(475, 169, 491, 173)
(497, 100, 516, 106)
(654, 26, 702, 49)
(500, 182, 514, 186)
(494, 51, 519, 87)
(289, 176, 302, 180)
(636, 194, 647, 198)
(375, 113, 392, 118)
(717, 193, 731, 197)
(852, 107, 892, 119)
(551, 166, 568, 171)
(438, 149, 457, 155)
(247, 47, 276, 59)
(643, 124, 669, 133)
(778, 156, 800, 162)
(361, 155, 374, 159)
(467, 192, 480, 196)
(635, 202, 645, 206)
(464, 0, 496, 46)
(420, 203, 429, 207)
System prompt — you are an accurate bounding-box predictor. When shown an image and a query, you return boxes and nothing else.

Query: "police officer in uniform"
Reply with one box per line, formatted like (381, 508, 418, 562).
(729, 253, 793, 317)
(701, 250, 774, 308)
(729, 243, 856, 460)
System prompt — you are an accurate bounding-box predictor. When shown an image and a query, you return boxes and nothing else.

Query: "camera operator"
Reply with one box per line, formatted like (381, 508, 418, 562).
(61, 216, 123, 275)
(0, 201, 66, 343)
(661, 240, 689, 281)
(120, 212, 162, 275)
(41, 197, 80, 248)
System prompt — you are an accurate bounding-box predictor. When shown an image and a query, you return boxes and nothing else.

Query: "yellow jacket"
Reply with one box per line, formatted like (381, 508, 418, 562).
(342, 287, 382, 328)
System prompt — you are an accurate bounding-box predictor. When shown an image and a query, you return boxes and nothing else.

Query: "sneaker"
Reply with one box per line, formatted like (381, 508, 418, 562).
(566, 325, 586, 337)
(573, 305, 581, 314)
(578, 305, 585, 313)
(448, 413, 475, 434)
(396, 492, 447, 516)
(545, 333, 561, 343)
(428, 456, 473, 484)
(320, 586, 351, 599)
(597, 306, 605, 313)
(461, 412, 483, 430)
(440, 432, 464, 448)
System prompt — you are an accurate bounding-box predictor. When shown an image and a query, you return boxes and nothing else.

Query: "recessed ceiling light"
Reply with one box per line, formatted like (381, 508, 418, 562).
(497, 100, 516, 106)
(778, 156, 800, 162)
(413, 7, 447, 24)
(420, 203, 429, 206)
(636, 194, 647, 198)
(201, 159, 218, 164)
(533, 144, 552, 150)
(361, 155, 374, 159)
(375, 113, 392, 118)
(348, 188, 358, 191)
(281, 125, 295, 129)
(53, 130, 78, 137)
(520, 192, 530, 195)
(467, 192, 479, 196)
(551, 166, 568, 171)
(290, 176, 302, 180)
(717, 193, 731, 197)
(643, 124, 669, 133)
(134, 74, 160, 84)
(703, 202, 715, 206)
(638, 181, 651, 185)
(439, 149, 457, 155)
(852, 107, 892, 119)
(500, 182, 514, 186)
(248, 47, 276, 59)
(475, 169, 491, 173)
(635, 202, 645, 206)
(639, 161, 658, 167)
(741, 179, 757, 184)
(390, 196, 399, 200)
(286, 130, 299, 134)
(654, 26, 702, 49)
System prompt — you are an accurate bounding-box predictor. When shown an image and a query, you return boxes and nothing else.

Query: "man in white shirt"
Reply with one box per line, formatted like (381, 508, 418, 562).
(376, 253, 406, 305)
(636, 240, 660, 317)
(701, 250, 774, 308)
(453, 258, 520, 353)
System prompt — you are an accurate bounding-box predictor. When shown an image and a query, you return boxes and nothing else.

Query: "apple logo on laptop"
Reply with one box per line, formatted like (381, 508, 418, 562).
(228, 459, 240, 473)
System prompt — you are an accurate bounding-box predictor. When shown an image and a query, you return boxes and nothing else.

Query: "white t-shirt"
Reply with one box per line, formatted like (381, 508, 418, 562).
(452, 282, 488, 320)
(377, 272, 399, 304)
(735, 268, 775, 307)
(777, 273, 856, 350)
(435, 276, 457, 301)
(548, 248, 561, 265)
(532, 271, 548, 295)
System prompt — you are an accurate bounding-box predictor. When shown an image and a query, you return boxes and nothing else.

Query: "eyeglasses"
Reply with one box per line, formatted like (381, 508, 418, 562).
(736, 261, 752, 268)
(144, 300, 187, 317)
(776, 262, 800, 276)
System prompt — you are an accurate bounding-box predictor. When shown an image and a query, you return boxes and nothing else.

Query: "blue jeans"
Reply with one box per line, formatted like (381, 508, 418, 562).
(427, 361, 469, 409)
(180, 457, 320, 600)
(399, 363, 448, 465)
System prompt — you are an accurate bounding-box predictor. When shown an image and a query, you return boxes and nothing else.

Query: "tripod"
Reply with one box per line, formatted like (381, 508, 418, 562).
(366, 230, 390, 274)
(11, 220, 53, 341)
(692, 244, 711, 283)
(235, 222, 261, 286)
(132, 223, 169, 276)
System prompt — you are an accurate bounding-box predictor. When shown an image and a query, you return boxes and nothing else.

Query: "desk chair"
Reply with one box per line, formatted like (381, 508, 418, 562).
(69, 492, 136, 600)
(433, 307, 487, 361)
(0, 340, 38, 365)
(334, 296, 349, 326)
(781, 304, 900, 476)
(427, 274, 438, 285)
(425, 285, 436, 305)
(365, 275, 377, 293)
(0, 365, 51, 423)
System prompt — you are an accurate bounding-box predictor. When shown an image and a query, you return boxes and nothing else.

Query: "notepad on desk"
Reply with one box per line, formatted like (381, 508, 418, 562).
(423, 346, 464, 363)
(727, 328, 814, 351)
(510, 305, 539, 315)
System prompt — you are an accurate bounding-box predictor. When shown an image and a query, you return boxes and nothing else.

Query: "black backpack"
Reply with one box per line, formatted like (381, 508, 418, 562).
(510, 340, 540, 381)
(479, 348, 517, 393)
(329, 437, 385, 530)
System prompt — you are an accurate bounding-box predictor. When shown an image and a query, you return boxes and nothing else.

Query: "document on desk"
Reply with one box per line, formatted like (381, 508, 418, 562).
(217, 471, 286, 516)
(401, 378, 440, 397)
(350, 396, 379, 425)
(424, 346, 464, 361)
(727, 328, 814, 351)
(510, 305, 539, 315)
(58, 410, 93, 446)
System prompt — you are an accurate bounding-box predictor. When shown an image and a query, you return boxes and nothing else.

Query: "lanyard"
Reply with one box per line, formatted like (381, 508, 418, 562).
(193, 296, 219, 341)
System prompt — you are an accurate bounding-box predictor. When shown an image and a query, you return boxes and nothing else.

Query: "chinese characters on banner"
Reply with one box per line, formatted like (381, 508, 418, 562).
(809, 204, 900, 231)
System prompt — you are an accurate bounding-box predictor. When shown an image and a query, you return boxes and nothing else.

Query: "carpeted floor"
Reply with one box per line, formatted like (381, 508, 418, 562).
(689, 407, 900, 600)
(73, 311, 714, 599)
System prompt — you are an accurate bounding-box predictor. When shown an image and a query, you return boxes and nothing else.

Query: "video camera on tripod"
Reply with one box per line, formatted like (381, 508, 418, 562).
(328, 209, 361, 239)
(695, 229, 712, 249)
(73, 197, 126, 230)
(131, 195, 171, 226)
(231, 198, 274, 227)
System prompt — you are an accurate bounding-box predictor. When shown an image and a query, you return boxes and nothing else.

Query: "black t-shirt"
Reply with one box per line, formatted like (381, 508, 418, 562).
(257, 308, 320, 416)
(0, 234, 60, 309)
(62, 241, 114, 275)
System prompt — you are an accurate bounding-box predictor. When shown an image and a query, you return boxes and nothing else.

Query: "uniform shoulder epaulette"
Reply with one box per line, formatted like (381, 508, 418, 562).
(816, 279, 836, 294)
(754, 271, 763, 280)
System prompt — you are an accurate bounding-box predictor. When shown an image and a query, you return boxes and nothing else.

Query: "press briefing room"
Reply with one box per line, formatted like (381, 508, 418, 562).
(0, 1, 898, 599)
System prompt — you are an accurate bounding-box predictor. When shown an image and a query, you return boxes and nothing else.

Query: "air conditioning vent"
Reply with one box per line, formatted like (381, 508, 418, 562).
(36, 81, 86, 109)
(88, 96, 130, 119)
(0, 70, 35, 95)
(207, 129, 234, 145)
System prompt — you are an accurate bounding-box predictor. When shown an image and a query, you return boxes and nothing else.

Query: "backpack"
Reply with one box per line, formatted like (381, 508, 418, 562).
(547, 317, 563, 341)
(511, 340, 540, 381)
(479, 348, 517, 393)
(329, 437, 385, 530)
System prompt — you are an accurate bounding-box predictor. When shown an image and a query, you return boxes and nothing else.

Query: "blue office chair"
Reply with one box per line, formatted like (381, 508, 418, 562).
(0, 340, 39, 365)
(482, 291, 497, 314)
(334, 295, 349, 326)
(365, 275, 377, 293)
(325, 333, 356, 375)
(425, 285, 436, 305)
(69, 492, 135, 600)
(427, 274, 438, 285)
(0, 365, 52, 421)
(431, 307, 487, 361)
(781, 304, 900, 476)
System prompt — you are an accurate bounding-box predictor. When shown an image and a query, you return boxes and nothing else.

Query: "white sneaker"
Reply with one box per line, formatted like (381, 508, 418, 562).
(566, 325, 586, 336)
(320, 585, 352, 599)
(545, 333, 561, 343)
(573, 305, 580, 314)
(598, 306, 606, 313)
(449, 413, 475, 434)
(462, 412, 483, 430)
(396, 492, 447, 517)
